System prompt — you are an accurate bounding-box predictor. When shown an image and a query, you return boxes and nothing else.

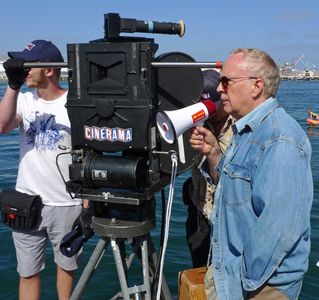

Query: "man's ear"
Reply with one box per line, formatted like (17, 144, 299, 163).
(252, 78, 264, 98)
(44, 68, 54, 78)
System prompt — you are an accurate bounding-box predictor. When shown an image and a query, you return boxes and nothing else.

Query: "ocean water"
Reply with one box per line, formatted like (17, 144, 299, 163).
(0, 80, 319, 299)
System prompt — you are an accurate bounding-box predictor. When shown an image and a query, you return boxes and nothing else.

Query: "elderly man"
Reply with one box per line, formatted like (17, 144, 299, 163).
(183, 69, 233, 268)
(190, 48, 313, 300)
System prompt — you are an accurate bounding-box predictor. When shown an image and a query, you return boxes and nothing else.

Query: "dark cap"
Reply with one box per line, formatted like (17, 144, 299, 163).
(201, 69, 220, 102)
(60, 228, 83, 257)
(8, 39, 64, 62)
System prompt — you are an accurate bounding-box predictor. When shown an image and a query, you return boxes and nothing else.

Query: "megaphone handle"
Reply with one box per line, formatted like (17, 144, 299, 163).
(196, 120, 204, 127)
(177, 135, 186, 164)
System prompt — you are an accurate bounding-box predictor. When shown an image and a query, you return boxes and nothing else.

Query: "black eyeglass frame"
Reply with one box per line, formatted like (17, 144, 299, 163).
(219, 76, 258, 90)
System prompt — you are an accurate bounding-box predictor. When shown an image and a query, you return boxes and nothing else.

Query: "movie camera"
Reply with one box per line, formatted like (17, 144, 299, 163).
(62, 13, 221, 232)
(66, 14, 203, 197)
(25, 13, 222, 299)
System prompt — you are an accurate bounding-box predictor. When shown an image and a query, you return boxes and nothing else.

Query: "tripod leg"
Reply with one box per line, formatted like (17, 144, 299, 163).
(111, 237, 152, 300)
(147, 235, 172, 300)
(111, 238, 131, 300)
(70, 237, 109, 300)
(130, 234, 172, 300)
(141, 238, 151, 300)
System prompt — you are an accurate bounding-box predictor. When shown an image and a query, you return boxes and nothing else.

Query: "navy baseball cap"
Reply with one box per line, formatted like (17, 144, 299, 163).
(8, 39, 64, 62)
(201, 69, 221, 102)
(60, 228, 84, 257)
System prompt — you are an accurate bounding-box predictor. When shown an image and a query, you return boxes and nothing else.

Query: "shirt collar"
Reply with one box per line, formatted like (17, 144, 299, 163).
(220, 115, 235, 134)
(233, 97, 278, 134)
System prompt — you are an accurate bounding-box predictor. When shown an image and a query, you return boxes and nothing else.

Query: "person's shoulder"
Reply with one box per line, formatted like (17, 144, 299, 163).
(18, 90, 37, 102)
(54, 89, 68, 101)
(271, 108, 309, 146)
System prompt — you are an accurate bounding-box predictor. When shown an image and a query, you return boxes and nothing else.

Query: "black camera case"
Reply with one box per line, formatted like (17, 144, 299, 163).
(0, 189, 42, 230)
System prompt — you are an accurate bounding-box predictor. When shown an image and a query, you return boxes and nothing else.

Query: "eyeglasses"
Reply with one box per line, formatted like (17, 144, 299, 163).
(219, 76, 257, 91)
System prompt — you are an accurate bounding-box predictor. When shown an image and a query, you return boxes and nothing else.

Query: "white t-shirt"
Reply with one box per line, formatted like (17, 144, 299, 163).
(15, 90, 81, 206)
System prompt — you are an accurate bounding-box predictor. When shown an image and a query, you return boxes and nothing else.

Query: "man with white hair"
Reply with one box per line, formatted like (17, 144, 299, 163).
(190, 48, 313, 300)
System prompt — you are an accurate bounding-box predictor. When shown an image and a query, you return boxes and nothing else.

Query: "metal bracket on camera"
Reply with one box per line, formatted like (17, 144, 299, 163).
(152, 149, 177, 156)
(154, 148, 185, 164)
(77, 192, 142, 205)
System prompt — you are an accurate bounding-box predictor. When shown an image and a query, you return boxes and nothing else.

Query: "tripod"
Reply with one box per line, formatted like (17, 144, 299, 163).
(70, 215, 172, 300)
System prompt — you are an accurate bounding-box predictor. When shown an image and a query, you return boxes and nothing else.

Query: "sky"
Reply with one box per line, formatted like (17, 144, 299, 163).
(0, 0, 318, 69)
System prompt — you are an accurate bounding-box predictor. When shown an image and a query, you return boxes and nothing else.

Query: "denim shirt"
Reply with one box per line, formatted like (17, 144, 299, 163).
(210, 98, 313, 300)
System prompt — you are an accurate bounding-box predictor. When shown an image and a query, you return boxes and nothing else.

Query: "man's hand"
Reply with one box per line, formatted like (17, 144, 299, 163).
(189, 126, 222, 182)
(72, 207, 94, 242)
(3, 58, 29, 90)
(189, 126, 219, 156)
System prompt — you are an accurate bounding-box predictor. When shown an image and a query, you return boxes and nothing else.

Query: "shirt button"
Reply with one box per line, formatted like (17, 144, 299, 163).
(214, 237, 218, 243)
(215, 264, 220, 270)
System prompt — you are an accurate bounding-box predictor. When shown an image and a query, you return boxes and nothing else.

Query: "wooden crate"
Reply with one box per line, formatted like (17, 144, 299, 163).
(178, 267, 207, 300)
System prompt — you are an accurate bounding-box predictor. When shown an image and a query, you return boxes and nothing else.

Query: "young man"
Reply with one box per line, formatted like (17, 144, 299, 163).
(190, 48, 313, 300)
(0, 40, 83, 300)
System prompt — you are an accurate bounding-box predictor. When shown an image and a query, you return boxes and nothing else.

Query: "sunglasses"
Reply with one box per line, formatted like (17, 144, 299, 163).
(219, 76, 257, 90)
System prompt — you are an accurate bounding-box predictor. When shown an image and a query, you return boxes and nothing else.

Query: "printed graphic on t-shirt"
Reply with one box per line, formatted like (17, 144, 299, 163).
(25, 111, 65, 151)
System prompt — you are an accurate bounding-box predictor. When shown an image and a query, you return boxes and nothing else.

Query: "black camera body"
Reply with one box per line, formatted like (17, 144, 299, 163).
(67, 38, 157, 153)
(67, 37, 159, 193)
(65, 13, 203, 205)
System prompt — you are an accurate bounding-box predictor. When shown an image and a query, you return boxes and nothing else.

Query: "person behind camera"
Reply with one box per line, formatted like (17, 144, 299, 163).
(182, 69, 234, 268)
(189, 48, 313, 299)
(0, 40, 93, 300)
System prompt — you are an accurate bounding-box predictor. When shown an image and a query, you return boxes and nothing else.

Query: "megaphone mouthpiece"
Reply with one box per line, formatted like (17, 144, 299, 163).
(201, 99, 217, 115)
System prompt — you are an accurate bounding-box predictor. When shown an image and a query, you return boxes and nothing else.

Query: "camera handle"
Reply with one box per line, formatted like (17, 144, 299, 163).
(23, 61, 223, 69)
